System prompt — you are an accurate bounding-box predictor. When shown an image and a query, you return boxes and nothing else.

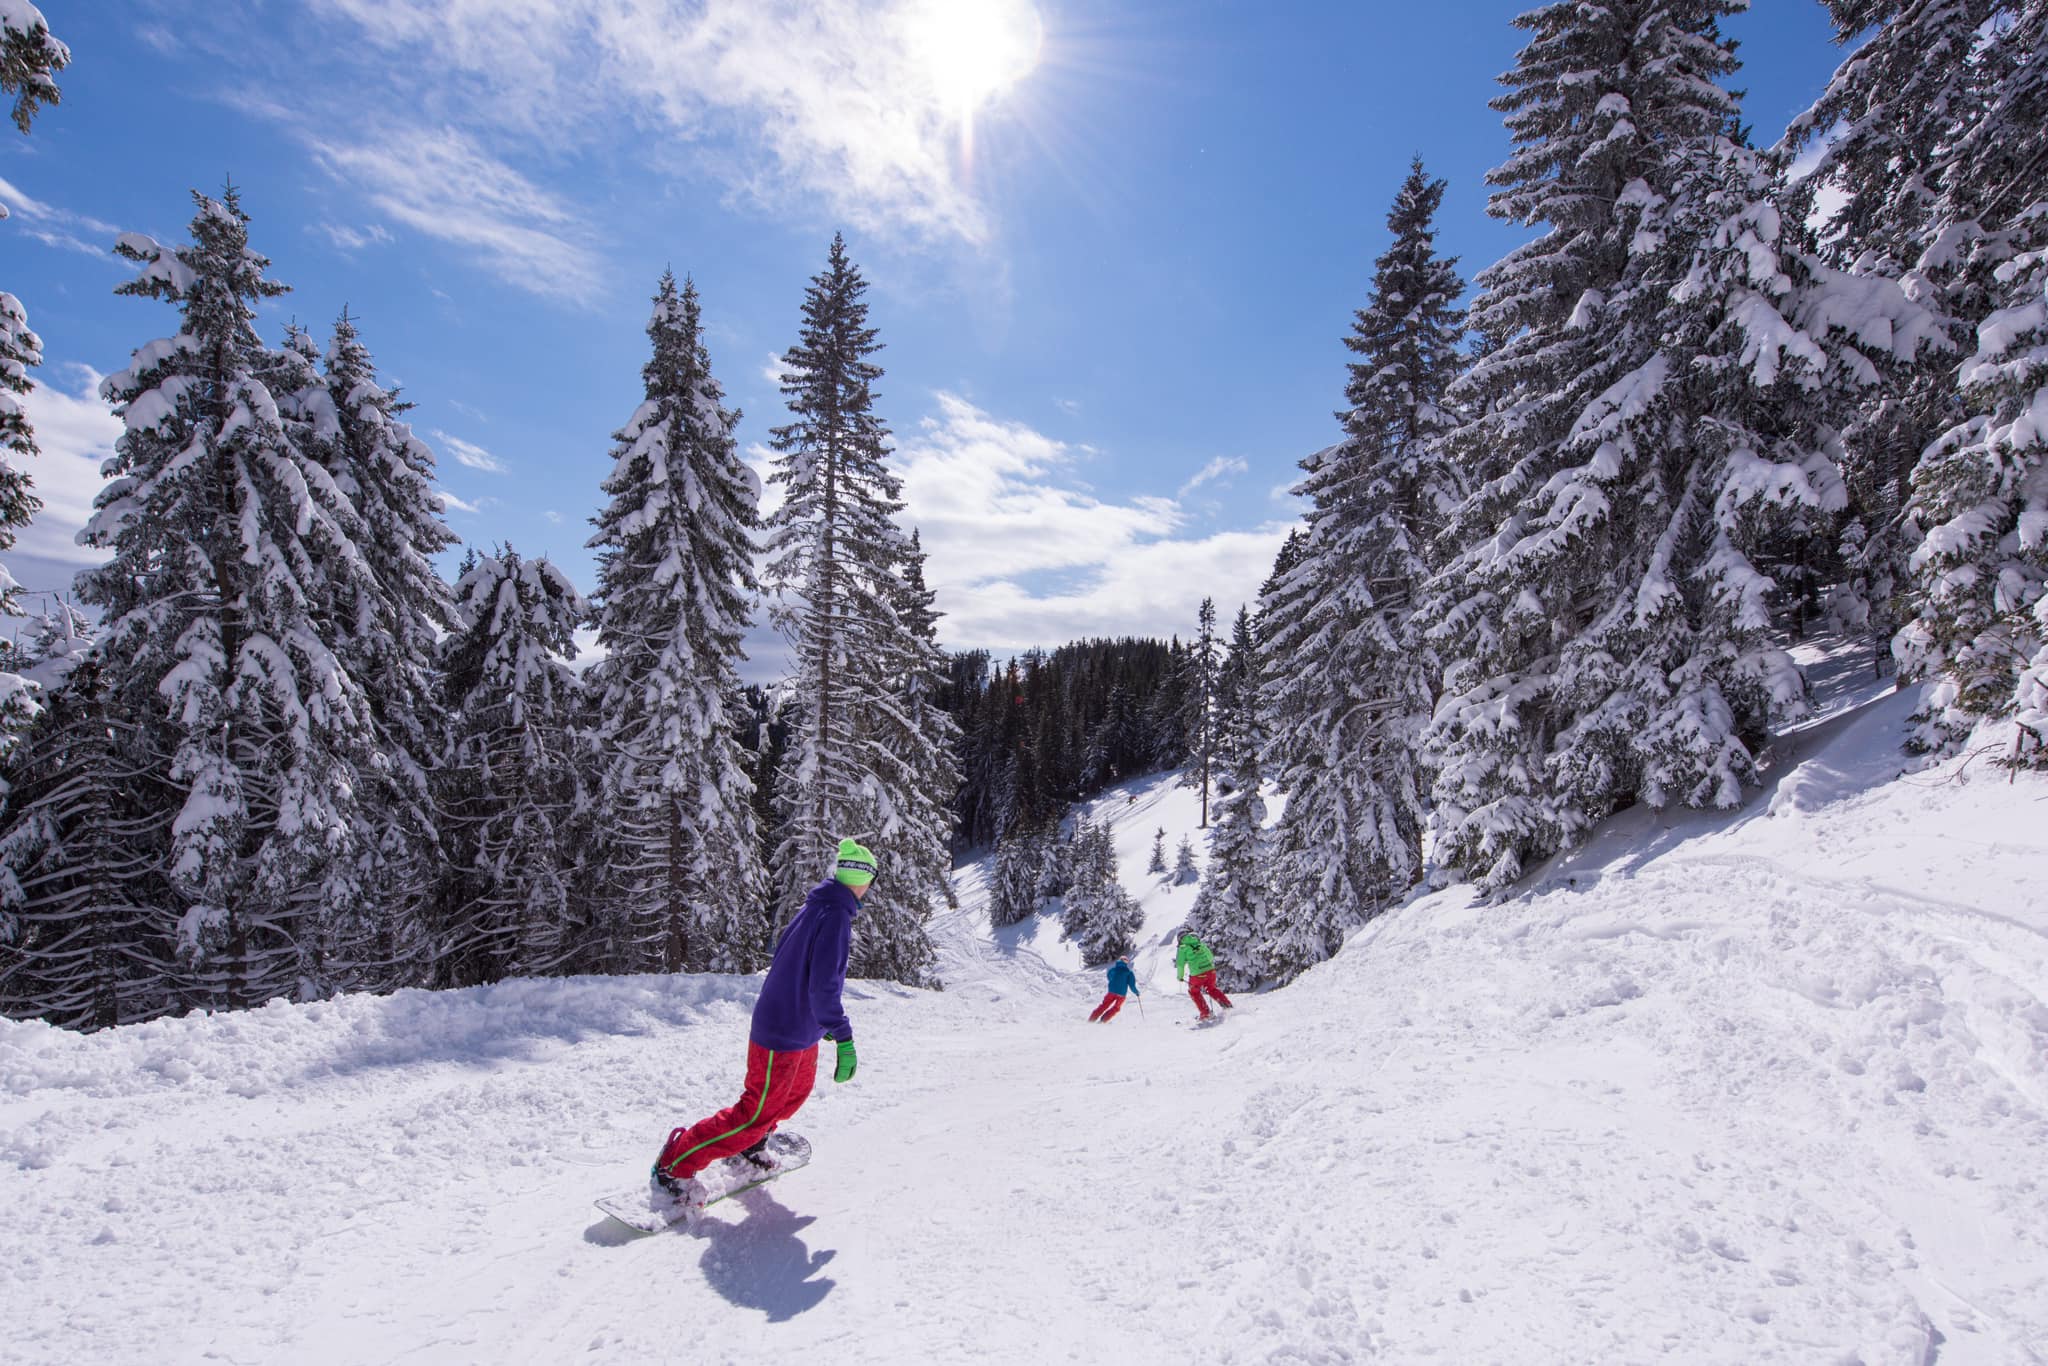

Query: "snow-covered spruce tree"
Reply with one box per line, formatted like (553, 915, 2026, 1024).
(1422, 4, 1928, 891)
(1147, 826, 1167, 876)
(0, 2, 68, 778)
(277, 310, 460, 991)
(0, 290, 42, 612)
(1176, 598, 1220, 826)
(1172, 833, 1199, 885)
(1898, 228, 2048, 757)
(1060, 817, 1141, 967)
(76, 191, 379, 1011)
(1, 2, 66, 136)
(0, 653, 171, 1029)
(987, 821, 1044, 930)
(1826, 3, 2048, 757)
(1190, 607, 1271, 988)
(846, 526, 961, 984)
(1777, 2, 2008, 676)
(1262, 160, 1465, 960)
(761, 234, 949, 987)
(434, 548, 588, 986)
(586, 271, 767, 974)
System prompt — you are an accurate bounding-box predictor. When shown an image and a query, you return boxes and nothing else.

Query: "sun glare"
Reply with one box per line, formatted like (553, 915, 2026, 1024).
(905, 0, 1045, 127)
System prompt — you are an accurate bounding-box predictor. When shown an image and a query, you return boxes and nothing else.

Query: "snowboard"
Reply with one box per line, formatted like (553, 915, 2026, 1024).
(596, 1131, 812, 1235)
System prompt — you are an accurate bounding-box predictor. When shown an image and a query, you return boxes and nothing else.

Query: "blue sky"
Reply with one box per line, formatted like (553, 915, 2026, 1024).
(3, 0, 1847, 673)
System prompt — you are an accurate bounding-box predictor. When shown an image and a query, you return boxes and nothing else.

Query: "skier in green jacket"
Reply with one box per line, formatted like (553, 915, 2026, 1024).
(1175, 930, 1233, 1020)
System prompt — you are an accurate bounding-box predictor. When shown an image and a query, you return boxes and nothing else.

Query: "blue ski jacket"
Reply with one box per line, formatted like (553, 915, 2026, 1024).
(751, 879, 859, 1051)
(1105, 960, 1138, 997)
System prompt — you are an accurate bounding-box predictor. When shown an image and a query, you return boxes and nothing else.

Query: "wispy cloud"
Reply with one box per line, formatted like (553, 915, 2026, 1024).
(449, 399, 488, 424)
(431, 429, 508, 475)
(0, 174, 121, 260)
(308, 127, 604, 302)
(437, 489, 484, 515)
(314, 221, 393, 251)
(1177, 455, 1247, 498)
(301, 0, 1036, 245)
(1053, 397, 1081, 416)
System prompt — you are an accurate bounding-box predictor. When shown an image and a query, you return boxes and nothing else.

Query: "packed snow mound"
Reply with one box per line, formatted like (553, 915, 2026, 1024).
(3, 639, 2043, 1363)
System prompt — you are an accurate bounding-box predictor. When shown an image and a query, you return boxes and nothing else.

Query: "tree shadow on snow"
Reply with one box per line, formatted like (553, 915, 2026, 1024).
(694, 1189, 837, 1321)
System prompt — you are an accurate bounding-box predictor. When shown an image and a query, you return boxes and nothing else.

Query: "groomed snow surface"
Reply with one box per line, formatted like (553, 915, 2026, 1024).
(4, 641, 2044, 1364)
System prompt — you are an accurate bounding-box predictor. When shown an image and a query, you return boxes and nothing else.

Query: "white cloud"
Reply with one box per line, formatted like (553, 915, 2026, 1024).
(1053, 397, 1081, 416)
(12, 365, 119, 569)
(430, 429, 508, 475)
(308, 127, 605, 302)
(437, 489, 484, 515)
(1177, 455, 1247, 498)
(0, 174, 121, 260)
(303, 0, 1039, 245)
(449, 399, 488, 424)
(896, 394, 1289, 655)
(761, 352, 793, 388)
(543, 510, 563, 525)
(315, 221, 394, 251)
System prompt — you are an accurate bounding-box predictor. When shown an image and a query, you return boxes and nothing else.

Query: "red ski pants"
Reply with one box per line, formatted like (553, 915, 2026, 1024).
(1088, 992, 1126, 1022)
(1186, 970, 1232, 1018)
(656, 1040, 818, 1181)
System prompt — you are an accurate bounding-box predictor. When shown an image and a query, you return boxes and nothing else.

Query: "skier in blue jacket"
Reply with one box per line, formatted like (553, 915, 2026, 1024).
(1088, 955, 1139, 1022)
(652, 838, 874, 1199)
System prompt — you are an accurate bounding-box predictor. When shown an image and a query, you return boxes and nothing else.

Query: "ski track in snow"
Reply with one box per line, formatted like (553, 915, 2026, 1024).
(3, 644, 2046, 1364)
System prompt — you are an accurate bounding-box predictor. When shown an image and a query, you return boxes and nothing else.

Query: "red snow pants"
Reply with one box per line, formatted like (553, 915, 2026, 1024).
(656, 1040, 819, 1181)
(1186, 970, 1232, 1018)
(1088, 992, 1126, 1022)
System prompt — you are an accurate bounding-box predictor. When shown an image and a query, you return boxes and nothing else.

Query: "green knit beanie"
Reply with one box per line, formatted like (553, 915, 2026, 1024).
(835, 838, 877, 888)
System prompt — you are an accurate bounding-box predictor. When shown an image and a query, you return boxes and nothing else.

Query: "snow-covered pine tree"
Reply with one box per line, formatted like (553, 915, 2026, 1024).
(1172, 832, 1199, 885)
(1423, 4, 1931, 892)
(1176, 598, 1220, 826)
(76, 190, 379, 1011)
(1147, 826, 1167, 876)
(1262, 160, 1465, 964)
(1777, 2, 2006, 677)
(434, 547, 588, 986)
(1, 2, 66, 135)
(0, 653, 168, 1029)
(761, 234, 949, 986)
(276, 310, 460, 991)
(988, 822, 1044, 930)
(1831, 2, 2048, 758)
(1190, 607, 1272, 987)
(0, 290, 42, 613)
(586, 271, 768, 974)
(0, 2, 68, 776)
(846, 526, 960, 986)
(1059, 817, 1141, 967)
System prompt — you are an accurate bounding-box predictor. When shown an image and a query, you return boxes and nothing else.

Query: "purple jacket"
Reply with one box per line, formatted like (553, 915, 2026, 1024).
(750, 879, 859, 1051)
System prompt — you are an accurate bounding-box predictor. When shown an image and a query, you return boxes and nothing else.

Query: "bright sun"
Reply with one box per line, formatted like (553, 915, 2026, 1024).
(904, 0, 1045, 124)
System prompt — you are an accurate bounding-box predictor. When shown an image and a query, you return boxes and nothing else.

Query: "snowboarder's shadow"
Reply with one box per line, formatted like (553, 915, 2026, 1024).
(695, 1189, 837, 1321)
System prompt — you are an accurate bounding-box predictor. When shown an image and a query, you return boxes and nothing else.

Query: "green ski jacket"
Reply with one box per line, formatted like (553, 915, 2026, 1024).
(1175, 935, 1215, 980)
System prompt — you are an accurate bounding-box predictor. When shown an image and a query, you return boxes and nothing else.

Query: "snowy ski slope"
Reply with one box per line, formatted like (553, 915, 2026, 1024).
(2, 642, 2043, 1363)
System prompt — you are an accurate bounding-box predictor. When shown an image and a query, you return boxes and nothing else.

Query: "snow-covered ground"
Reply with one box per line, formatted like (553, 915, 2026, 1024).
(3, 642, 2044, 1363)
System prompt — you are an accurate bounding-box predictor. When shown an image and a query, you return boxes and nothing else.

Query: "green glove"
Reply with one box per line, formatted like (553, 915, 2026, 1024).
(832, 1037, 857, 1084)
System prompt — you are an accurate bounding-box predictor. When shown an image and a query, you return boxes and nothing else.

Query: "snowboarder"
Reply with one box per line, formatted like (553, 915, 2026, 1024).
(1088, 955, 1140, 1022)
(1175, 930, 1233, 1020)
(650, 838, 875, 1204)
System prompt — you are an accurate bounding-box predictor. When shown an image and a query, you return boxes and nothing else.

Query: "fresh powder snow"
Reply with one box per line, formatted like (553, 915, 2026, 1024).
(1, 641, 2043, 1363)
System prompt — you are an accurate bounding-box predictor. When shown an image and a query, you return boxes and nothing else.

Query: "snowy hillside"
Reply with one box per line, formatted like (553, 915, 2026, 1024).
(3, 645, 2044, 1364)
